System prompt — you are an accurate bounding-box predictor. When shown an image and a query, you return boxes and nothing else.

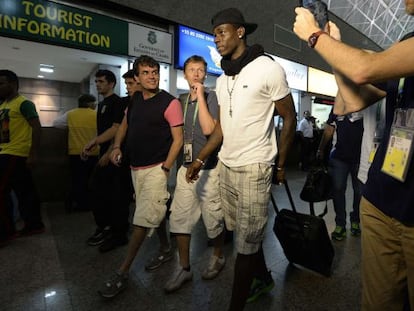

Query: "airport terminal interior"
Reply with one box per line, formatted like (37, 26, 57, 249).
(1, 0, 413, 310)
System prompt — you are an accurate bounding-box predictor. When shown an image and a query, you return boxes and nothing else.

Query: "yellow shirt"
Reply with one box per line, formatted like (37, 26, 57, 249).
(0, 95, 38, 157)
(67, 108, 98, 155)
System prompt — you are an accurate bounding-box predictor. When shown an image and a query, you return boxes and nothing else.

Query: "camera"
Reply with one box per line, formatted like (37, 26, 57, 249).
(302, 0, 329, 29)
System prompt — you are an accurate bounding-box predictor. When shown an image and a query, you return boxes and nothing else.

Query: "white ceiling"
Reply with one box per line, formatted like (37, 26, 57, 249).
(328, 0, 414, 49)
(0, 36, 128, 83)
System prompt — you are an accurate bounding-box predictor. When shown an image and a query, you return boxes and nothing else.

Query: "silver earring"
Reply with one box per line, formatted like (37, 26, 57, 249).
(239, 35, 242, 38)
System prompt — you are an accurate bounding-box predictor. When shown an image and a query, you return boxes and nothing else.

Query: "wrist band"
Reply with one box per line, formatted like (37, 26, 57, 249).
(161, 165, 170, 173)
(276, 166, 284, 171)
(112, 145, 120, 150)
(196, 158, 205, 166)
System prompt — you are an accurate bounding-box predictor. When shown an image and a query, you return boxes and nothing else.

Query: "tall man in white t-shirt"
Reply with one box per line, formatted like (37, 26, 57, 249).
(187, 8, 296, 311)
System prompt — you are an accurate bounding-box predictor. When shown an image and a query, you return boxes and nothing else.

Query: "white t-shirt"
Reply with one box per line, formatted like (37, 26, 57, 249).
(297, 118, 314, 138)
(216, 56, 290, 167)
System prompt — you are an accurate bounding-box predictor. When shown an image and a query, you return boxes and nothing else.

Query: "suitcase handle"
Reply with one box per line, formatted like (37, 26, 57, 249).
(270, 180, 297, 214)
(271, 180, 310, 240)
(270, 181, 328, 218)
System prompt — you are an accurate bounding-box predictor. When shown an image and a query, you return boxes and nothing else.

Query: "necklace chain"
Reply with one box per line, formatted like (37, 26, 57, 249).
(226, 75, 239, 117)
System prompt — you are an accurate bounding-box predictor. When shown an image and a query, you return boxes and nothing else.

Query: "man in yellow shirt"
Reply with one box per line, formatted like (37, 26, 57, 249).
(0, 69, 43, 246)
(53, 94, 98, 211)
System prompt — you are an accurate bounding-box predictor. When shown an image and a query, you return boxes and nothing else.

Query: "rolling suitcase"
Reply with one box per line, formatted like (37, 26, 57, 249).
(271, 181, 334, 277)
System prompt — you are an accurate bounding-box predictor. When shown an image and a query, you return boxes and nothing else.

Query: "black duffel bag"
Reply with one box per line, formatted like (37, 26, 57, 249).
(300, 164, 332, 203)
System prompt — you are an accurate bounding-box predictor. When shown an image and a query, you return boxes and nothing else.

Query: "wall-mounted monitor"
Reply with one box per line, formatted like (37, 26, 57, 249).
(175, 25, 223, 76)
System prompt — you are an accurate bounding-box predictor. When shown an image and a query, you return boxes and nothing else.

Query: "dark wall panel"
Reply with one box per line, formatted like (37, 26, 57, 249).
(73, 0, 381, 72)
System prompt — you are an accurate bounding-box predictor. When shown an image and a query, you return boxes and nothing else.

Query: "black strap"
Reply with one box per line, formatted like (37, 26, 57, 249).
(283, 180, 297, 213)
(270, 181, 327, 218)
(309, 201, 328, 217)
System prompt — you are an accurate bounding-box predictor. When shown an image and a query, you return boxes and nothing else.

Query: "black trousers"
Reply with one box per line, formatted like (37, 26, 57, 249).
(89, 162, 132, 236)
(68, 155, 97, 210)
(300, 137, 315, 170)
(0, 154, 42, 239)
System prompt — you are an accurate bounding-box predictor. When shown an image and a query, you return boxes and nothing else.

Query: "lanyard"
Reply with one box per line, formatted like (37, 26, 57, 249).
(183, 93, 199, 142)
(183, 93, 199, 127)
(375, 101, 382, 122)
(396, 77, 406, 108)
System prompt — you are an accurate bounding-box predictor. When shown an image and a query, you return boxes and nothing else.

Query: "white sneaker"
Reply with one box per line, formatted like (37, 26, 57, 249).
(201, 255, 225, 280)
(164, 267, 193, 293)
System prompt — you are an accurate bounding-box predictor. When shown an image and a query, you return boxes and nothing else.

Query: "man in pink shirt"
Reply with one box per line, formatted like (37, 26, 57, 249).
(98, 55, 184, 299)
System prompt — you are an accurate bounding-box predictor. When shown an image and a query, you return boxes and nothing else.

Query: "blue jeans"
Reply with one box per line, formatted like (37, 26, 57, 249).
(328, 158, 361, 227)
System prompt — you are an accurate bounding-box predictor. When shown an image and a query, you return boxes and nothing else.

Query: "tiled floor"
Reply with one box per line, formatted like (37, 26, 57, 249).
(0, 168, 362, 311)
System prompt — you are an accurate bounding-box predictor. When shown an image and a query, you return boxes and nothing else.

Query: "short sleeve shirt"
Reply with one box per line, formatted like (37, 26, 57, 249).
(0, 95, 39, 157)
(97, 93, 125, 155)
(216, 56, 290, 167)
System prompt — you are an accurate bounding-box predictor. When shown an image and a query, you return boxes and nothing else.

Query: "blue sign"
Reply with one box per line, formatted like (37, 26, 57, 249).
(176, 25, 223, 76)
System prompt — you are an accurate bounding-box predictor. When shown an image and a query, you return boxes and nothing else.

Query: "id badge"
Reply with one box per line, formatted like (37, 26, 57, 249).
(183, 143, 193, 163)
(381, 126, 414, 182)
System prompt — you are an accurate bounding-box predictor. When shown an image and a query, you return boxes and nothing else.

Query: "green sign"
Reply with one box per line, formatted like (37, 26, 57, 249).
(0, 0, 128, 55)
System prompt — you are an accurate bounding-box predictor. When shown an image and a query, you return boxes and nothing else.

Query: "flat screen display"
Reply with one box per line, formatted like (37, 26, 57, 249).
(175, 25, 223, 76)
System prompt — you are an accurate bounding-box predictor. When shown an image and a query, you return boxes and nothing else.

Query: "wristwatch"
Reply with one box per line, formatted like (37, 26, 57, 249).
(308, 31, 326, 48)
